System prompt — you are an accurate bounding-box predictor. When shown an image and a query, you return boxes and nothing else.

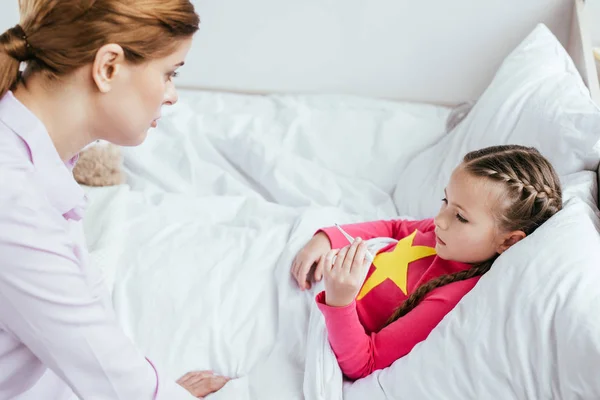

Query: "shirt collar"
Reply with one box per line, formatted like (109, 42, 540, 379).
(0, 91, 87, 220)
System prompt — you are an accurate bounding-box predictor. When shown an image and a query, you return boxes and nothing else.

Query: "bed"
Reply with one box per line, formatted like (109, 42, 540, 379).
(82, 0, 600, 399)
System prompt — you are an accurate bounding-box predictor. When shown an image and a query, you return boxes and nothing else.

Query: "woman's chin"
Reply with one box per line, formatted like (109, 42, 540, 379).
(135, 130, 149, 145)
(118, 131, 149, 147)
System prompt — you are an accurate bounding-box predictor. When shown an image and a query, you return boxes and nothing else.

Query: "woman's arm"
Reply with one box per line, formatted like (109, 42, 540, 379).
(0, 197, 194, 399)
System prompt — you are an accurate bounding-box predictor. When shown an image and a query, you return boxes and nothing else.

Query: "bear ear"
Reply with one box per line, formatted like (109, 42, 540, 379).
(446, 100, 476, 132)
(73, 143, 124, 187)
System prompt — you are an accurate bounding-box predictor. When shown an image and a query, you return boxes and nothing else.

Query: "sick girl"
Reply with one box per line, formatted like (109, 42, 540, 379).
(292, 145, 562, 380)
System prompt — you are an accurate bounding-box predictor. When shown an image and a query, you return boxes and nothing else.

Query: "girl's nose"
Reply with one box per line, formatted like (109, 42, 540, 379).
(434, 210, 449, 230)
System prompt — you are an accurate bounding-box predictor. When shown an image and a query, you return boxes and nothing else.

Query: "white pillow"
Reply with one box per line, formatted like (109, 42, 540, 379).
(393, 24, 600, 219)
(345, 174, 600, 399)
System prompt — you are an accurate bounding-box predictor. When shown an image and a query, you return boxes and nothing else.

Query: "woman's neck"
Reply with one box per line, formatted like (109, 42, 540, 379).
(13, 75, 95, 162)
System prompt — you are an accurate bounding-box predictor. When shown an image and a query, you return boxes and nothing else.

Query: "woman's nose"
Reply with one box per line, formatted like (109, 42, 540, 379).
(163, 84, 179, 106)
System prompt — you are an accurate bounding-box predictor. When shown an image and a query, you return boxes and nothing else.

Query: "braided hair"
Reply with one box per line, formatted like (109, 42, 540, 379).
(386, 145, 562, 325)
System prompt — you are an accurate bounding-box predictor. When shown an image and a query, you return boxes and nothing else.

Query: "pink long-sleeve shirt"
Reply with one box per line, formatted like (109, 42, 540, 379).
(316, 219, 479, 380)
(0, 91, 194, 399)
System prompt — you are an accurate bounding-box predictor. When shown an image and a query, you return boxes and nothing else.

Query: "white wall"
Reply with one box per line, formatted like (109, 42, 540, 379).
(0, 2, 19, 32)
(589, 0, 600, 45)
(2, 1, 599, 38)
(1, 0, 599, 104)
(180, 0, 576, 105)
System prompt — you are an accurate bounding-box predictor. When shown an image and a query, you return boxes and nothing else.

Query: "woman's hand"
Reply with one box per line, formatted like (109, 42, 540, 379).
(177, 370, 230, 398)
(291, 232, 332, 290)
(323, 238, 371, 307)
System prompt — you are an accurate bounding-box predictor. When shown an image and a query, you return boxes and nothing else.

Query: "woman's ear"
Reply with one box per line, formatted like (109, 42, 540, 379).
(497, 230, 526, 254)
(92, 43, 126, 93)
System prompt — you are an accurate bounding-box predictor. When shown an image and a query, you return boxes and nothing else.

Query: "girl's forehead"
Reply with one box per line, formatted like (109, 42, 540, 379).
(449, 167, 506, 212)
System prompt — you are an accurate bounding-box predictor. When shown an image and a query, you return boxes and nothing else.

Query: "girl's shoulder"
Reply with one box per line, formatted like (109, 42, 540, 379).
(426, 274, 481, 303)
(394, 218, 435, 237)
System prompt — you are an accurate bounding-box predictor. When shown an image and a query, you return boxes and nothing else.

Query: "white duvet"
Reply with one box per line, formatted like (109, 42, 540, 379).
(82, 90, 451, 399)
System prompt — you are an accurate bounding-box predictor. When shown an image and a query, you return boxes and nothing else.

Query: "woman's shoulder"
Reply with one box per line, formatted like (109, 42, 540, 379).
(0, 178, 77, 276)
(0, 122, 35, 169)
(0, 169, 69, 233)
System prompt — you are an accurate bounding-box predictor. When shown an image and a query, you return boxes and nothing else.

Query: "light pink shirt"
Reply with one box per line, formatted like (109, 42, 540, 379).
(0, 92, 194, 399)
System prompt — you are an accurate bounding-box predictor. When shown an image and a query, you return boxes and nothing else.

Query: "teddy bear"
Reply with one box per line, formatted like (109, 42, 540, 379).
(446, 100, 475, 132)
(72, 140, 124, 187)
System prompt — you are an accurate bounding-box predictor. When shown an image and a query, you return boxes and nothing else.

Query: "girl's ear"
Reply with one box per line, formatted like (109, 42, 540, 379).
(496, 231, 526, 254)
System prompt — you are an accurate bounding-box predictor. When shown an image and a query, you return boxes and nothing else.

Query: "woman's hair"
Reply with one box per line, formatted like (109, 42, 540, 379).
(0, 0, 200, 98)
(386, 144, 562, 325)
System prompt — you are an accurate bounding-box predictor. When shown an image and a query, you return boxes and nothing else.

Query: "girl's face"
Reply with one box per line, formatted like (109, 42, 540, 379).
(433, 165, 516, 264)
(92, 37, 193, 146)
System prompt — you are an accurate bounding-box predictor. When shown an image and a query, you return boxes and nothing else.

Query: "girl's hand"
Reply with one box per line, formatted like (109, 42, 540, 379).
(177, 370, 230, 398)
(323, 238, 371, 307)
(291, 232, 332, 290)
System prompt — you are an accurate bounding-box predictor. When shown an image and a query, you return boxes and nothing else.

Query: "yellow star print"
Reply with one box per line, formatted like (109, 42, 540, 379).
(356, 230, 436, 300)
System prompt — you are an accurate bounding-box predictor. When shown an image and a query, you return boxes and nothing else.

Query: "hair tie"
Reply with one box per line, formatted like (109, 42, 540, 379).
(6, 24, 33, 61)
(16, 25, 31, 49)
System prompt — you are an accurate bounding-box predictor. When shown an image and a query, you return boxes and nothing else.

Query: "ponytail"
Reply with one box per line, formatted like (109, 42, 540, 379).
(0, 25, 29, 99)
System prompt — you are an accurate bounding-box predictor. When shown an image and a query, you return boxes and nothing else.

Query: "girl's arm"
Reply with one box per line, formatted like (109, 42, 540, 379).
(318, 218, 434, 250)
(315, 280, 476, 380)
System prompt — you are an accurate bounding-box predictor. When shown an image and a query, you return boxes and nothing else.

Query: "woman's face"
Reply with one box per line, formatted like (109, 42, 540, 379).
(92, 37, 193, 146)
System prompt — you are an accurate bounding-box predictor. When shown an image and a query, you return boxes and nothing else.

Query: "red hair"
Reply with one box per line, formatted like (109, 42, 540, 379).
(0, 0, 200, 97)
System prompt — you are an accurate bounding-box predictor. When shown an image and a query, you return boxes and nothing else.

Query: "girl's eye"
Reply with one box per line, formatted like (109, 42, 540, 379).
(441, 197, 448, 204)
(456, 214, 468, 223)
(167, 71, 179, 81)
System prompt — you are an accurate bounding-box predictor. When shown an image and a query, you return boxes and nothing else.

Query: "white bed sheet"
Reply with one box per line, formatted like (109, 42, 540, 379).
(122, 90, 451, 216)
(83, 90, 452, 399)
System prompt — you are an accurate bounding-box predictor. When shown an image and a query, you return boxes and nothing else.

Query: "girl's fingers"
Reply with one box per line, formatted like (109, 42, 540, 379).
(350, 242, 368, 275)
(314, 255, 326, 281)
(292, 258, 304, 283)
(342, 238, 361, 270)
(324, 249, 339, 274)
(298, 261, 313, 289)
(323, 250, 338, 278)
(332, 246, 348, 270)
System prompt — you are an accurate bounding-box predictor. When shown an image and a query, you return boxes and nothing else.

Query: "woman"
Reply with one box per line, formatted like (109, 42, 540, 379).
(0, 1, 228, 398)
